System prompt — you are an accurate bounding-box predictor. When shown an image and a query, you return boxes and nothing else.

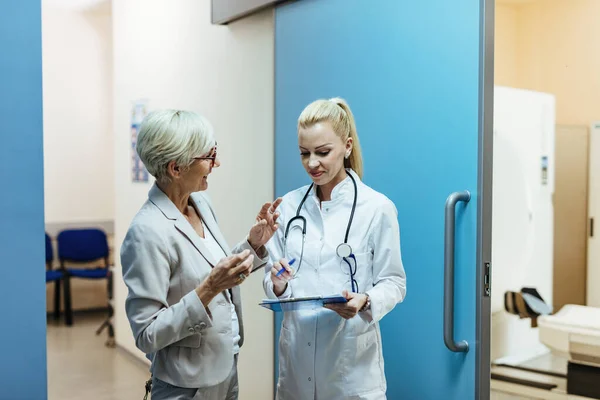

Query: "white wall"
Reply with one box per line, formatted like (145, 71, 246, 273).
(42, 1, 114, 224)
(112, 1, 275, 398)
(491, 86, 555, 362)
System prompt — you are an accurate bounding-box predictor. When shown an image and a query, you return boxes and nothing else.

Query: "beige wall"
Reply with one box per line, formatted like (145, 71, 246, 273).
(519, 0, 600, 126)
(42, 3, 114, 224)
(42, 2, 114, 312)
(495, 3, 519, 87)
(495, 0, 600, 126)
(112, 1, 275, 398)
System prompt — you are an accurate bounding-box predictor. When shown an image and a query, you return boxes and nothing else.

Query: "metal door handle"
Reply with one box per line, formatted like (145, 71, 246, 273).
(444, 191, 470, 353)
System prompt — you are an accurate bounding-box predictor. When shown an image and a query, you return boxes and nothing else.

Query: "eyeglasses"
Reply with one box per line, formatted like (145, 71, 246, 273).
(340, 255, 359, 293)
(194, 144, 217, 166)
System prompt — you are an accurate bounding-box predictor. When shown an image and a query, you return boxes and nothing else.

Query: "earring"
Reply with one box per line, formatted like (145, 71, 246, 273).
(345, 152, 350, 159)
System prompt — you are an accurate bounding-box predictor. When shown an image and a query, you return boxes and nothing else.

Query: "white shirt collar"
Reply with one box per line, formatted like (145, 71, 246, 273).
(310, 168, 360, 205)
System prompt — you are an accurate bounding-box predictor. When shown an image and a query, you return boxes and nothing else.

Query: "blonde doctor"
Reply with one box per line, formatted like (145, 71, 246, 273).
(264, 98, 407, 400)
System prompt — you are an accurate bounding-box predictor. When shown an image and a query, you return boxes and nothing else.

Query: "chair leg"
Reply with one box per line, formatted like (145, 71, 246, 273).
(63, 275, 73, 326)
(96, 272, 115, 347)
(53, 280, 61, 321)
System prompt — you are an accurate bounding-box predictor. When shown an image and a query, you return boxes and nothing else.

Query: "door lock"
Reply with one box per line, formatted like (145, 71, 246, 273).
(484, 262, 491, 297)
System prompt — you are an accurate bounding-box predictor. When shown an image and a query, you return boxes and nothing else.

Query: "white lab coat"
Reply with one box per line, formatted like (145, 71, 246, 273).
(264, 169, 407, 400)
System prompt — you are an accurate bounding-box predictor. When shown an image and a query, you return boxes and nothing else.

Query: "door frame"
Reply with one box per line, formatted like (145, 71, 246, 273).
(477, 0, 495, 398)
(588, 123, 600, 307)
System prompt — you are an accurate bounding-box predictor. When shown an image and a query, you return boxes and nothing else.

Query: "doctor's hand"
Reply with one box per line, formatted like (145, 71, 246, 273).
(195, 250, 254, 307)
(270, 258, 293, 297)
(248, 198, 283, 251)
(324, 290, 368, 319)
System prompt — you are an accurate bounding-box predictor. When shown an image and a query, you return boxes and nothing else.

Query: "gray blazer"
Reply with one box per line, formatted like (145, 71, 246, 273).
(121, 184, 268, 388)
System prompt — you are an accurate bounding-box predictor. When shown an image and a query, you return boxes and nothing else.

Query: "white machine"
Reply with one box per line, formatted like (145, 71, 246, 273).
(493, 306, 600, 399)
(491, 87, 600, 399)
(538, 305, 600, 361)
(491, 86, 556, 362)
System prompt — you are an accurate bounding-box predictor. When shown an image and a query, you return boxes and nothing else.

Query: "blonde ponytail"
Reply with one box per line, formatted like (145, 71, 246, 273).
(298, 97, 364, 179)
(330, 98, 363, 179)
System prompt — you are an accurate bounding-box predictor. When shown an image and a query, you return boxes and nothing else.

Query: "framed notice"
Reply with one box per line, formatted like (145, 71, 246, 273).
(131, 100, 150, 183)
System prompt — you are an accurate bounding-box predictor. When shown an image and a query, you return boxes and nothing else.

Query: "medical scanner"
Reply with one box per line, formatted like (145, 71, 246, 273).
(490, 87, 600, 399)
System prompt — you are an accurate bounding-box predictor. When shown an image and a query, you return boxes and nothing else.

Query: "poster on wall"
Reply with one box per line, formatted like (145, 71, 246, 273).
(131, 99, 149, 183)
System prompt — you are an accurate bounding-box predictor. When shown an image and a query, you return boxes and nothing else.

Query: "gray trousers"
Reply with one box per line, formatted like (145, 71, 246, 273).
(151, 356, 239, 400)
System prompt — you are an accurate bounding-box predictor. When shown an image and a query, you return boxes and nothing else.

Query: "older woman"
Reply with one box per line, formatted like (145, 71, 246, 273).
(121, 109, 281, 400)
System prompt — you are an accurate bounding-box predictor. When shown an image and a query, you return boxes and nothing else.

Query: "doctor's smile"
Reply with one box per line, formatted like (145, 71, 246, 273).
(309, 170, 324, 179)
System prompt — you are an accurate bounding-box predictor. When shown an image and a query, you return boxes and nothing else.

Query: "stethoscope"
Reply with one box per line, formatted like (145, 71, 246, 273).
(283, 172, 359, 292)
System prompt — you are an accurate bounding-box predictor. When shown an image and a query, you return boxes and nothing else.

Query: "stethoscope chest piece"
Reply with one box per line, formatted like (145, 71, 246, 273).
(336, 243, 353, 258)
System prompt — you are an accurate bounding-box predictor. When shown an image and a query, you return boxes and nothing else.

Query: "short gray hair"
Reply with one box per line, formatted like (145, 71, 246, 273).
(136, 110, 215, 184)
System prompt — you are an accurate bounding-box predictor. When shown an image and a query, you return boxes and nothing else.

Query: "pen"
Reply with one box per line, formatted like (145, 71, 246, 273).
(276, 258, 295, 277)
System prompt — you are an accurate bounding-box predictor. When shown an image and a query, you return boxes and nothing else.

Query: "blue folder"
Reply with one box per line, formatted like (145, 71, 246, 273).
(259, 295, 347, 312)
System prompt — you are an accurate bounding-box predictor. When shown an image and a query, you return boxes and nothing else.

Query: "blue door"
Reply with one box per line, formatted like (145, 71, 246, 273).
(0, 1, 47, 398)
(274, 0, 493, 399)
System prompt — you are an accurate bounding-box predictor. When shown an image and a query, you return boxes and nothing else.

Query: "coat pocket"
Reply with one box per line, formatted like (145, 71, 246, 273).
(342, 328, 384, 395)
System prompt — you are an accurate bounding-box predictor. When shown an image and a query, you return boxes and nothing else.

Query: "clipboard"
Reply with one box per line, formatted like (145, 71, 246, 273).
(259, 295, 347, 312)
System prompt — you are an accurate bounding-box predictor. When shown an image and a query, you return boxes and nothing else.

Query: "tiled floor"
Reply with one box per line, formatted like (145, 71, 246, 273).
(47, 312, 149, 400)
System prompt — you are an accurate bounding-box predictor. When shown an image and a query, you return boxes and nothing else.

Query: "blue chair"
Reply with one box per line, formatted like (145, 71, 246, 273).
(45, 233, 64, 321)
(57, 228, 111, 327)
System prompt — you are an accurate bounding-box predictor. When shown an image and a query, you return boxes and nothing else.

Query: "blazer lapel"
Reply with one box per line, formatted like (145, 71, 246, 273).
(190, 192, 232, 256)
(148, 184, 218, 267)
(174, 218, 219, 267)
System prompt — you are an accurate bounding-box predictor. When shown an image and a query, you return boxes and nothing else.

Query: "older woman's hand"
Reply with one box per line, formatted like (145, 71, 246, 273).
(248, 198, 283, 250)
(196, 250, 254, 307)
